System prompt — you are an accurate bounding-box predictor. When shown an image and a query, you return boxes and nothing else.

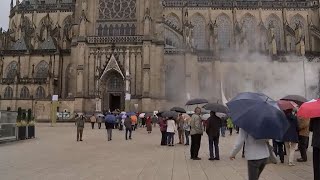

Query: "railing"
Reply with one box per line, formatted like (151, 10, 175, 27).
(34, 78, 47, 84)
(18, 78, 33, 84)
(1, 78, 15, 84)
(163, 0, 319, 8)
(164, 48, 185, 54)
(16, 3, 75, 12)
(87, 36, 144, 44)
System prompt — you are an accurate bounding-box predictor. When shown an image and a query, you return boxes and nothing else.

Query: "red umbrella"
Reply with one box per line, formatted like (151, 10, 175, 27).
(277, 100, 298, 110)
(297, 99, 320, 119)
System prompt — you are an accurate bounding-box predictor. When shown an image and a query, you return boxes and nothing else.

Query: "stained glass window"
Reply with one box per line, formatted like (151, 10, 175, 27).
(191, 15, 207, 50)
(35, 61, 49, 78)
(5, 61, 18, 79)
(4, 86, 13, 99)
(216, 14, 232, 50)
(266, 14, 282, 50)
(166, 14, 181, 28)
(241, 14, 257, 50)
(98, 0, 136, 20)
(108, 75, 123, 91)
(165, 29, 182, 48)
(20, 86, 30, 99)
(35, 86, 46, 99)
(290, 14, 306, 51)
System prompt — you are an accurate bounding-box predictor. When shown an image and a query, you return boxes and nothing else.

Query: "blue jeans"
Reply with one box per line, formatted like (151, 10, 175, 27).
(125, 129, 132, 140)
(220, 126, 226, 137)
(185, 130, 190, 145)
(167, 132, 175, 145)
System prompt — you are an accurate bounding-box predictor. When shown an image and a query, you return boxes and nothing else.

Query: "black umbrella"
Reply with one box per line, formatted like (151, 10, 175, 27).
(170, 107, 186, 113)
(162, 111, 178, 119)
(281, 95, 307, 106)
(203, 103, 228, 113)
(156, 111, 164, 117)
(186, 98, 209, 106)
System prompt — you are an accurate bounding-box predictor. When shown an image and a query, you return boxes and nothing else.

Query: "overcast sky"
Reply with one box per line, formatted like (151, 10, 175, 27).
(0, 0, 12, 30)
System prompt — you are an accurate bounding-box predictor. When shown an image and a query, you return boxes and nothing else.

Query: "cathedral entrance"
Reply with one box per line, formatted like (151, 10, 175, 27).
(101, 71, 125, 112)
(109, 93, 121, 112)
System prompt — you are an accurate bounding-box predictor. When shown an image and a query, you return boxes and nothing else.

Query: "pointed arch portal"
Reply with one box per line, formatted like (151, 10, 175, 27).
(99, 55, 125, 112)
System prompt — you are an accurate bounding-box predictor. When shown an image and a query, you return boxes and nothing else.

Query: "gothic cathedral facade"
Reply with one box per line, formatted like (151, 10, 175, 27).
(0, 0, 320, 120)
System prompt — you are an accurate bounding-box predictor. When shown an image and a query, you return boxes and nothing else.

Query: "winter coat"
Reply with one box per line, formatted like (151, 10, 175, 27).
(167, 119, 176, 133)
(298, 117, 310, 137)
(90, 116, 96, 123)
(76, 116, 85, 128)
(227, 118, 234, 129)
(282, 114, 299, 143)
(124, 117, 132, 130)
(206, 115, 222, 138)
(310, 117, 320, 148)
(159, 118, 167, 132)
(105, 122, 114, 129)
(190, 114, 203, 135)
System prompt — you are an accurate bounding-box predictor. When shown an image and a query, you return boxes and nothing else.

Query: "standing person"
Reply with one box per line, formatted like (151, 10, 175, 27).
(310, 117, 320, 180)
(297, 117, 310, 162)
(142, 117, 146, 128)
(206, 111, 222, 160)
(105, 117, 114, 141)
(159, 117, 167, 146)
(220, 116, 227, 137)
(282, 109, 299, 166)
(184, 115, 191, 145)
(190, 107, 203, 160)
(124, 115, 133, 140)
(152, 115, 158, 127)
(75, 114, 85, 141)
(146, 116, 152, 133)
(273, 139, 285, 163)
(97, 115, 103, 129)
(90, 114, 96, 129)
(230, 128, 270, 180)
(227, 117, 234, 136)
(177, 114, 185, 144)
(167, 117, 176, 146)
(131, 115, 137, 131)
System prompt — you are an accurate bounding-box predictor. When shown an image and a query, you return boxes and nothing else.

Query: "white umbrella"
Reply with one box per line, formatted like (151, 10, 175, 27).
(139, 113, 145, 118)
(201, 114, 210, 120)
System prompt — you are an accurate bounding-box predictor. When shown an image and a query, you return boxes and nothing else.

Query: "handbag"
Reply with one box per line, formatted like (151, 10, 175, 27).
(266, 142, 278, 164)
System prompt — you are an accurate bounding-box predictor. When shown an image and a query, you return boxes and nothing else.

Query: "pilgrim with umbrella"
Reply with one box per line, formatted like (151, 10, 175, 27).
(227, 92, 289, 180)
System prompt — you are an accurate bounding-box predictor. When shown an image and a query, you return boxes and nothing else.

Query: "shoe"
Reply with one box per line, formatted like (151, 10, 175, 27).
(185, 144, 189, 146)
(209, 158, 215, 161)
(193, 157, 201, 160)
(281, 160, 284, 163)
(80, 139, 83, 141)
(214, 157, 220, 160)
(297, 158, 307, 162)
(289, 162, 295, 166)
(129, 138, 132, 140)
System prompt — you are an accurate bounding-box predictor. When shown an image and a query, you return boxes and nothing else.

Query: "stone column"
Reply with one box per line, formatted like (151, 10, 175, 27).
(142, 42, 150, 97)
(125, 49, 131, 111)
(76, 43, 86, 96)
(130, 50, 136, 96)
(135, 49, 142, 96)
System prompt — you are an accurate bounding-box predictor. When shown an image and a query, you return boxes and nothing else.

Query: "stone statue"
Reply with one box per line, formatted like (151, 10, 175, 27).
(295, 22, 305, 56)
(81, 0, 87, 11)
(268, 21, 277, 55)
(184, 21, 193, 49)
(79, 10, 88, 37)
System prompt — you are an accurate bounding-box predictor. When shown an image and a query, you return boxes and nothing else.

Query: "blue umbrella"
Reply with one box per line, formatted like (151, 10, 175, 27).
(104, 114, 116, 123)
(226, 92, 289, 140)
(126, 112, 136, 116)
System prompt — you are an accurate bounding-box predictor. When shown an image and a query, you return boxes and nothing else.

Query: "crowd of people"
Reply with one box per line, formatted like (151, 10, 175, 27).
(73, 101, 320, 180)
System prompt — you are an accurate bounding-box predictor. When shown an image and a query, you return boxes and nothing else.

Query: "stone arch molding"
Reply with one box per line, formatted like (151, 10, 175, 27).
(100, 54, 124, 80)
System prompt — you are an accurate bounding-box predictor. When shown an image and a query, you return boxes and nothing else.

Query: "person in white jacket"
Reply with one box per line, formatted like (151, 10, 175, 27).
(167, 117, 176, 146)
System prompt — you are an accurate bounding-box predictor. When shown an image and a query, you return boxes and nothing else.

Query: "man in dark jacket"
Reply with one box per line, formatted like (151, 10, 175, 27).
(206, 111, 222, 160)
(310, 117, 320, 180)
(124, 115, 133, 140)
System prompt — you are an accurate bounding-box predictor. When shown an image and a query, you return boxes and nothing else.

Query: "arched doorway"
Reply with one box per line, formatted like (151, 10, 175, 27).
(101, 71, 125, 112)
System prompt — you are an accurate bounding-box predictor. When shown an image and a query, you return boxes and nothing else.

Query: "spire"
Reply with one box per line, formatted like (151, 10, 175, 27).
(10, 0, 13, 9)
